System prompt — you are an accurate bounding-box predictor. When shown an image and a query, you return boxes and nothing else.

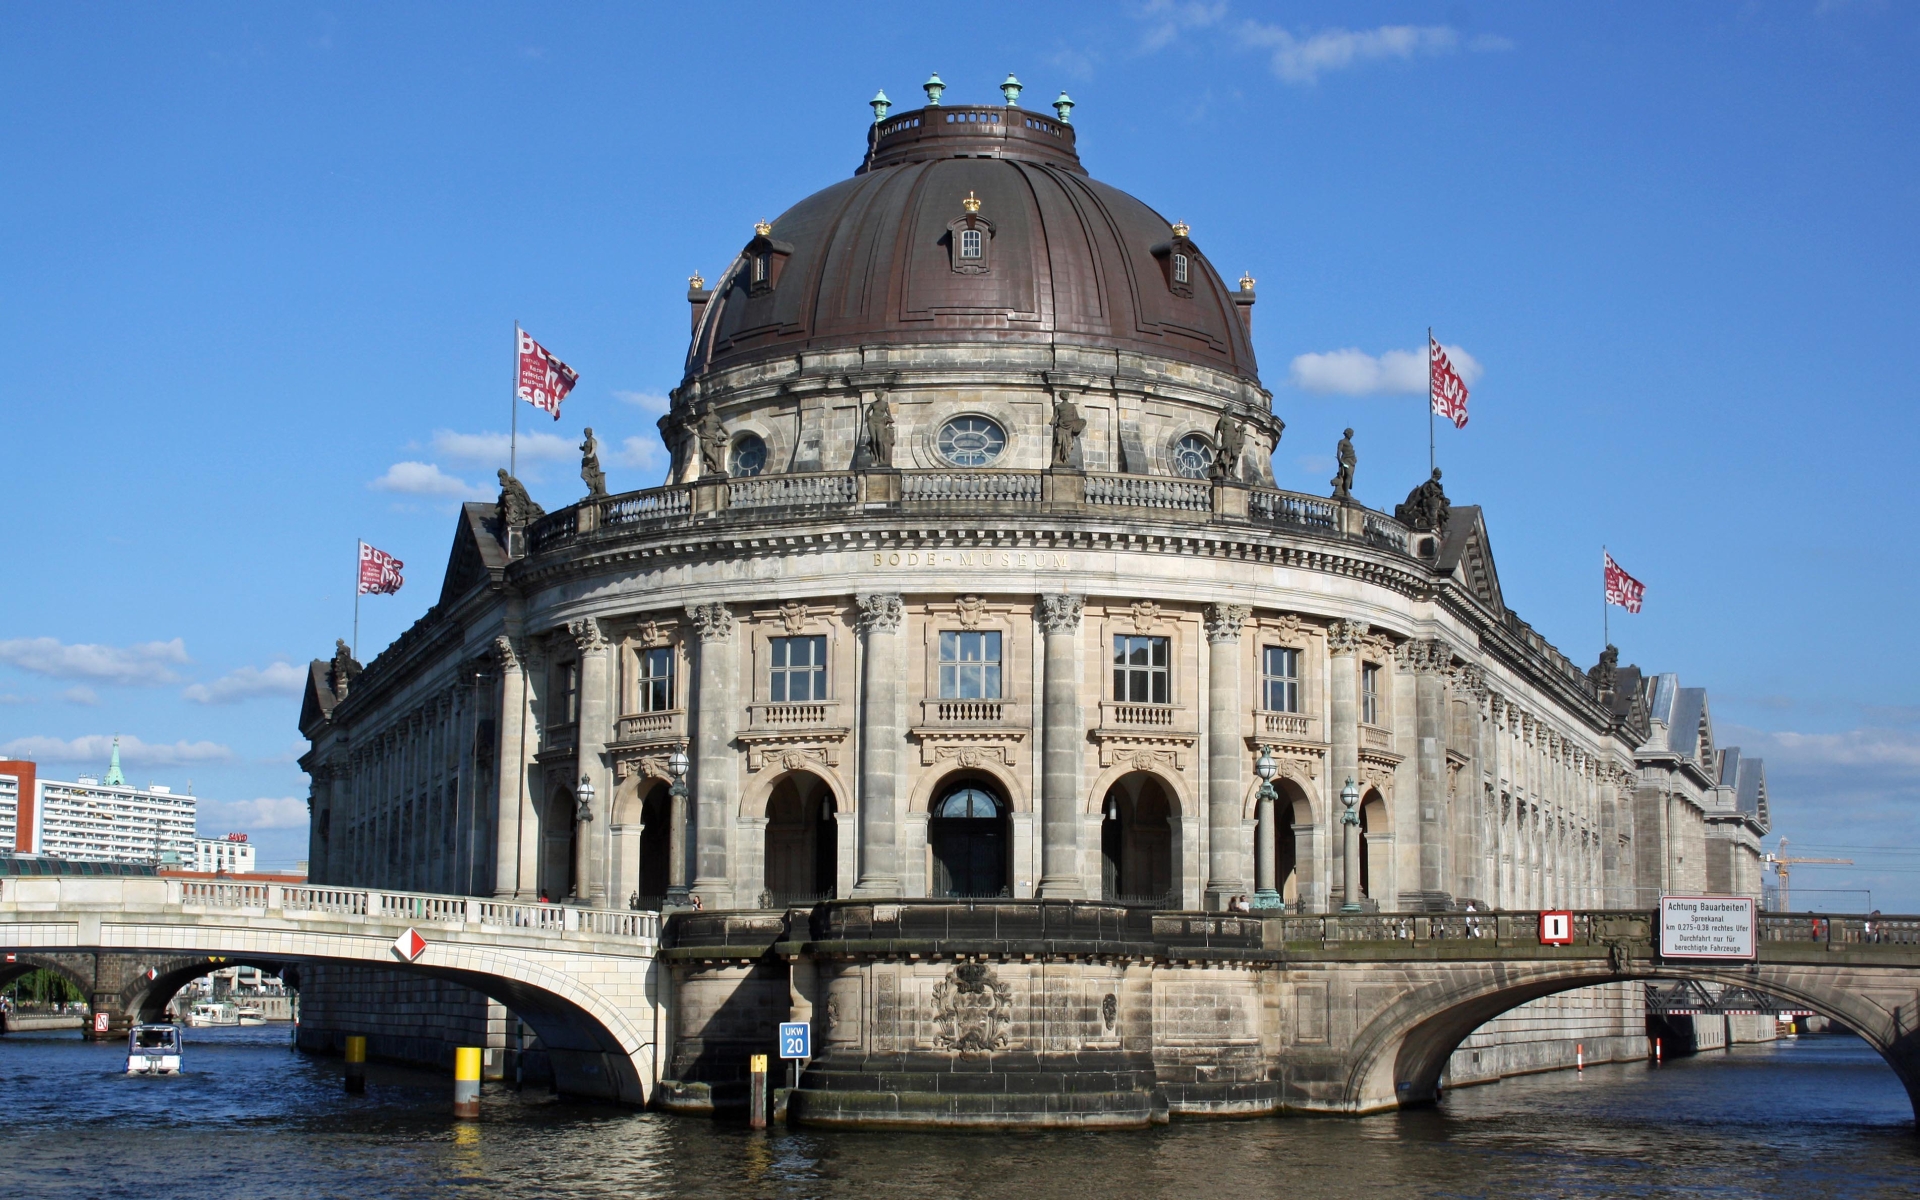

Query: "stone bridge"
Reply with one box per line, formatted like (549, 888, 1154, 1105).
(0, 875, 664, 1105)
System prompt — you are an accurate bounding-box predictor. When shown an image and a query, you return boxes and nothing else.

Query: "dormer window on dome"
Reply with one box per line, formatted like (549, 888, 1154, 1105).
(946, 191, 994, 275)
(1153, 220, 1197, 299)
(744, 219, 794, 298)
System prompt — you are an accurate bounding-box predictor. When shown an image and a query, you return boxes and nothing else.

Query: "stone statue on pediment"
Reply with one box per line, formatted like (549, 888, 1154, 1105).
(861, 393, 895, 469)
(695, 408, 728, 478)
(580, 427, 607, 498)
(1394, 468, 1450, 533)
(1331, 428, 1357, 501)
(1211, 413, 1246, 482)
(1050, 393, 1086, 468)
(497, 469, 546, 528)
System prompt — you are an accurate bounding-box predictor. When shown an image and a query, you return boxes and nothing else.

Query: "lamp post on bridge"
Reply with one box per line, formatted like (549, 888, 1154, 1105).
(665, 745, 691, 907)
(1251, 746, 1284, 910)
(1340, 776, 1363, 914)
(573, 773, 595, 904)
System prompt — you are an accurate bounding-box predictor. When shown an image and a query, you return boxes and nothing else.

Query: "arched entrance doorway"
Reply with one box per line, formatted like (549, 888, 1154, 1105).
(634, 782, 672, 908)
(763, 773, 838, 906)
(1275, 781, 1307, 908)
(1359, 788, 1388, 903)
(1100, 772, 1176, 906)
(928, 780, 1009, 898)
(541, 785, 578, 901)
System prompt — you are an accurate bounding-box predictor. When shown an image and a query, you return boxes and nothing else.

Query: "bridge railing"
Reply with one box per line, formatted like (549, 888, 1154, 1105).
(1760, 913, 1920, 946)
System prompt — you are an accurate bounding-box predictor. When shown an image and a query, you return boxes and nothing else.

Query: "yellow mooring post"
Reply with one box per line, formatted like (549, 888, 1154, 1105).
(344, 1035, 367, 1094)
(454, 1046, 483, 1119)
(749, 1053, 769, 1129)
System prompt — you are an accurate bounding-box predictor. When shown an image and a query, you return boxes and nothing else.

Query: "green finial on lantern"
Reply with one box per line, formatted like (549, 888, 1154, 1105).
(1053, 91, 1075, 124)
(870, 89, 891, 123)
(923, 72, 946, 106)
(1000, 73, 1023, 105)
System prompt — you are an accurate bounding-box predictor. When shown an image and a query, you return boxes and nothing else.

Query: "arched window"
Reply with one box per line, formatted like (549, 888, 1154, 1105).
(936, 416, 1007, 467)
(929, 784, 1008, 897)
(1173, 252, 1189, 284)
(960, 228, 983, 259)
(730, 433, 767, 477)
(1172, 434, 1213, 479)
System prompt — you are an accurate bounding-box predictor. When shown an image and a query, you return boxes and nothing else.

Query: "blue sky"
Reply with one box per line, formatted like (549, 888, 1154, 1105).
(2, 3, 1915, 901)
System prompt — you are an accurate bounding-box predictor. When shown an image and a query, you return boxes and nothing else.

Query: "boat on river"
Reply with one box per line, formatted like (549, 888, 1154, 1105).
(126, 1024, 182, 1075)
(186, 1002, 238, 1027)
(235, 1005, 267, 1026)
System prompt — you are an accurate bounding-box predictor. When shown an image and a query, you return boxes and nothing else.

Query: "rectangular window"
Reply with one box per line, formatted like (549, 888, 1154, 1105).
(1362, 662, 1380, 726)
(769, 635, 827, 702)
(939, 630, 1002, 698)
(637, 646, 674, 713)
(1113, 635, 1170, 704)
(556, 661, 580, 725)
(959, 228, 983, 259)
(1262, 646, 1300, 713)
(1173, 253, 1189, 284)
(752, 253, 769, 284)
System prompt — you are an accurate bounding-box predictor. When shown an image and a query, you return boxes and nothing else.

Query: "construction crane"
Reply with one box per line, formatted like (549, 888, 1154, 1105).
(1765, 837, 1852, 911)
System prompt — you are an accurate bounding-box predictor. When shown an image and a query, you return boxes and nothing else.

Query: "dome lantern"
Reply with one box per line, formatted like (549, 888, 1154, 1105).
(1000, 73, 1023, 106)
(870, 89, 891, 124)
(1053, 91, 1075, 123)
(922, 72, 946, 106)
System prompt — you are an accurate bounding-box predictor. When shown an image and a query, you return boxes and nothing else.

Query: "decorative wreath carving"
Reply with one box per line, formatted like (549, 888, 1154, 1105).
(931, 962, 1013, 1054)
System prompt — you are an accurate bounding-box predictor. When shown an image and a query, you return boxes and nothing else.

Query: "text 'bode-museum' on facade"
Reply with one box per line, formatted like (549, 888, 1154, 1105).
(298, 83, 1773, 1120)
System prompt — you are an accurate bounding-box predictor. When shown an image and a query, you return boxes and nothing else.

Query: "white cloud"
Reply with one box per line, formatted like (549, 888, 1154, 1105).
(368, 461, 491, 499)
(1137, 0, 1228, 52)
(613, 391, 672, 416)
(430, 428, 573, 466)
(0, 636, 190, 685)
(0, 733, 235, 765)
(1288, 344, 1483, 396)
(61, 686, 99, 706)
(182, 661, 306, 705)
(1743, 727, 1920, 772)
(1239, 23, 1469, 85)
(197, 796, 310, 832)
(0, 693, 30, 705)
(613, 435, 669, 475)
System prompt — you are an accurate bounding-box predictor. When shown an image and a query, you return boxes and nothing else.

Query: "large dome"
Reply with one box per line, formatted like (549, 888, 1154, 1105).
(685, 103, 1260, 384)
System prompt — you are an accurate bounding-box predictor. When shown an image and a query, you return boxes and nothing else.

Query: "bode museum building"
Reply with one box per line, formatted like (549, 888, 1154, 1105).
(298, 85, 1772, 1124)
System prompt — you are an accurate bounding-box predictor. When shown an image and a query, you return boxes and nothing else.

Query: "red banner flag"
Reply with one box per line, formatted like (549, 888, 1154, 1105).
(516, 327, 578, 420)
(358, 541, 405, 596)
(1604, 551, 1645, 613)
(1429, 335, 1470, 429)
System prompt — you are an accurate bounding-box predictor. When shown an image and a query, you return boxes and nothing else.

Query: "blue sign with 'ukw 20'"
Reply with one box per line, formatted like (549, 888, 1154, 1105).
(779, 1021, 811, 1059)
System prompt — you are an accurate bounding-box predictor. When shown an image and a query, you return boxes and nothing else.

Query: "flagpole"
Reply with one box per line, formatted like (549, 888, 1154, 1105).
(510, 320, 520, 478)
(353, 541, 361, 661)
(1602, 544, 1609, 649)
(1427, 327, 1436, 476)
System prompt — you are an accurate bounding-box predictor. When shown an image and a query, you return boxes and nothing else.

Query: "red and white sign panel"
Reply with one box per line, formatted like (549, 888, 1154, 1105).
(1429, 335, 1470, 429)
(1604, 551, 1646, 614)
(93, 1012, 111, 1033)
(393, 928, 428, 962)
(1539, 911, 1574, 945)
(358, 541, 405, 596)
(1659, 896, 1756, 960)
(516, 328, 578, 420)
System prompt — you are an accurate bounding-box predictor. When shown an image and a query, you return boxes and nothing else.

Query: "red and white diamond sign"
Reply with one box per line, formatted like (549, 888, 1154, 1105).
(393, 928, 428, 962)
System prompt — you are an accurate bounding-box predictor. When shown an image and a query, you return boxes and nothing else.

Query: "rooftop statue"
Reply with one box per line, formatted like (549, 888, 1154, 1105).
(861, 393, 895, 469)
(1050, 393, 1086, 469)
(329, 639, 362, 700)
(1589, 644, 1620, 695)
(1394, 468, 1450, 533)
(1211, 413, 1247, 482)
(1331, 428, 1357, 501)
(496, 468, 546, 528)
(695, 408, 728, 478)
(580, 428, 607, 499)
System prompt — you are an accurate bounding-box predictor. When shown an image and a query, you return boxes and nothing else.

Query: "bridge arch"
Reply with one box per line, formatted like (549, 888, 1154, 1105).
(1340, 960, 1920, 1120)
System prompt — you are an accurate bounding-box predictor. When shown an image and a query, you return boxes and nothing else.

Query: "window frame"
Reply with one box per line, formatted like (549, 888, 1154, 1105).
(936, 415, 1008, 467)
(636, 645, 674, 713)
(1173, 252, 1189, 284)
(554, 660, 580, 726)
(729, 433, 767, 478)
(938, 630, 1003, 699)
(959, 228, 983, 259)
(1112, 634, 1172, 705)
(768, 634, 828, 703)
(1171, 433, 1214, 479)
(1361, 661, 1381, 726)
(1261, 645, 1300, 714)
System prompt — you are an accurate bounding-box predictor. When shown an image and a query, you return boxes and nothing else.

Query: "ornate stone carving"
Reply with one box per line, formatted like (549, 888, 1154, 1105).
(1266, 614, 1305, 645)
(614, 754, 674, 783)
(1127, 600, 1161, 633)
(779, 602, 811, 634)
(695, 406, 727, 478)
(496, 469, 545, 528)
(1330, 427, 1356, 501)
(1451, 662, 1487, 699)
(685, 603, 734, 641)
(1589, 644, 1619, 696)
(1049, 392, 1086, 468)
(1102, 992, 1118, 1030)
(1394, 468, 1451, 533)
(1327, 619, 1370, 655)
(638, 619, 670, 649)
(491, 635, 519, 672)
(861, 392, 895, 468)
(580, 427, 607, 499)
(930, 962, 1013, 1054)
(954, 595, 988, 629)
(568, 617, 607, 653)
(330, 639, 362, 700)
(1400, 638, 1453, 675)
(1039, 593, 1084, 634)
(857, 592, 903, 633)
(1210, 412, 1247, 482)
(1204, 603, 1251, 644)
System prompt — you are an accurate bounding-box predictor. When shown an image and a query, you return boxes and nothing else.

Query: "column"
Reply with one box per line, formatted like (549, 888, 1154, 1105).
(1412, 638, 1450, 909)
(1253, 782, 1276, 900)
(687, 602, 738, 906)
(853, 593, 905, 896)
(1204, 603, 1251, 908)
(1326, 621, 1366, 913)
(1036, 594, 1085, 898)
(571, 618, 613, 906)
(492, 635, 533, 898)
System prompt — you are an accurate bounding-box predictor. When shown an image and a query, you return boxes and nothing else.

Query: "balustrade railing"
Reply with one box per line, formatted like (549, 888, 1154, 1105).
(601, 487, 691, 526)
(728, 473, 857, 509)
(1105, 702, 1178, 727)
(930, 699, 1005, 722)
(1259, 711, 1314, 739)
(1250, 489, 1339, 531)
(751, 702, 836, 727)
(1361, 723, 1394, 752)
(1363, 511, 1412, 553)
(1084, 474, 1212, 511)
(154, 881, 661, 942)
(902, 471, 1043, 504)
(526, 508, 577, 553)
(616, 710, 681, 742)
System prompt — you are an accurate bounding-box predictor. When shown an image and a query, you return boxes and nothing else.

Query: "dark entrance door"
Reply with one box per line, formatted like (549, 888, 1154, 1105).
(929, 785, 1007, 898)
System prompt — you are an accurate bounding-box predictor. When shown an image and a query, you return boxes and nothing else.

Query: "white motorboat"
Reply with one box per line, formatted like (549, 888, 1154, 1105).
(186, 1001, 238, 1027)
(235, 1005, 267, 1026)
(127, 1024, 182, 1075)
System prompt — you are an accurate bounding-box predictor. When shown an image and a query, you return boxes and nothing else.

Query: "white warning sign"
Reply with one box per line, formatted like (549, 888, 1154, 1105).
(1659, 896, 1757, 960)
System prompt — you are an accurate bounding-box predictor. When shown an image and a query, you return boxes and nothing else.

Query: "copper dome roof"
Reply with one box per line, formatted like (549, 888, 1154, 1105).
(685, 105, 1259, 384)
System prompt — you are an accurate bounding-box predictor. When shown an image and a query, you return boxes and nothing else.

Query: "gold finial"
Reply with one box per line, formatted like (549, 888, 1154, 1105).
(1171, 220, 1190, 238)
(754, 219, 772, 237)
(962, 191, 981, 214)
(1238, 272, 1255, 293)
(689, 270, 706, 290)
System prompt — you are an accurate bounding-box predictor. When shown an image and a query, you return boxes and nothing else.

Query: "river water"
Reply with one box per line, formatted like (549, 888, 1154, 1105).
(1, 1027, 1915, 1199)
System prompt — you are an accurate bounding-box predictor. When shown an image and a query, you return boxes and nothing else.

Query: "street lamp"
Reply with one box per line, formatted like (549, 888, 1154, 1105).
(1251, 748, 1283, 911)
(665, 745, 691, 906)
(575, 773, 595, 823)
(1339, 776, 1363, 914)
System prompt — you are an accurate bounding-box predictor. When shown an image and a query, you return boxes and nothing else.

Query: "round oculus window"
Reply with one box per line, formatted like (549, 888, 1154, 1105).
(1172, 433, 1214, 479)
(936, 416, 1007, 467)
(729, 434, 767, 477)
